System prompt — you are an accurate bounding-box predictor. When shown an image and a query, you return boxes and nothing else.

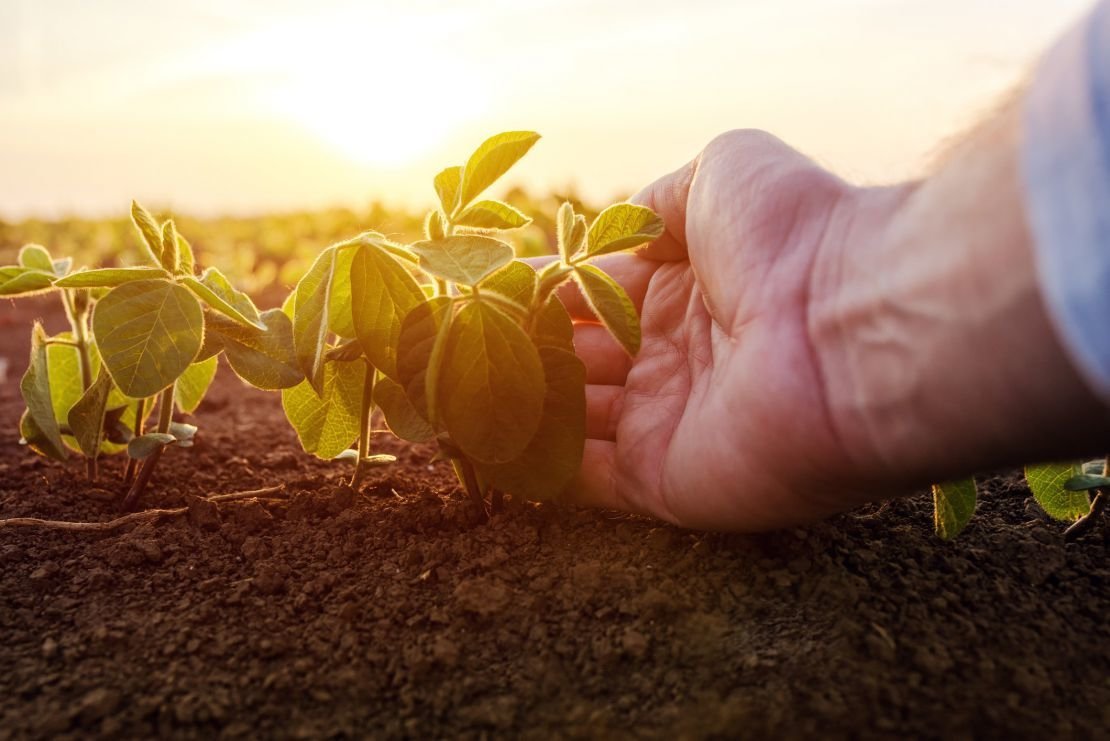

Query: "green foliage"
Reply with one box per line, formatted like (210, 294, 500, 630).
(20, 324, 67, 461)
(204, 309, 303, 390)
(573, 264, 641, 355)
(931, 478, 977, 540)
(584, 203, 665, 258)
(292, 247, 337, 393)
(411, 235, 514, 286)
(457, 131, 540, 211)
(68, 368, 114, 459)
(175, 356, 219, 414)
(282, 359, 366, 460)
(1025, 463, 1092, 521)
(350, 240, 424, 379)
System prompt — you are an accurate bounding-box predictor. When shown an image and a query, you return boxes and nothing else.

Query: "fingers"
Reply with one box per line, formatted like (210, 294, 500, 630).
(585, 384, 622, 440)
(574, 322, 631, 385)
(629, 158, 698, 261)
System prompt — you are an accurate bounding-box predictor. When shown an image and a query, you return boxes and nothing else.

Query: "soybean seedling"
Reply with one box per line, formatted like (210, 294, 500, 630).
(282, 131, 664, 508)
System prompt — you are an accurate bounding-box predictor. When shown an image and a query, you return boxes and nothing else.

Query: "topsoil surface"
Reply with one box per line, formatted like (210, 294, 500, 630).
(0, 296, 1108, 740)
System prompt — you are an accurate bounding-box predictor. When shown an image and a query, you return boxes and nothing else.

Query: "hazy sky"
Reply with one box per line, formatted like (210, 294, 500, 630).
(0, 0, 1094, 219)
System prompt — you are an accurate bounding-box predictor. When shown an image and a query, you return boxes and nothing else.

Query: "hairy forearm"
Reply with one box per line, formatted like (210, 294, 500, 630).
(813, 99, 1110, 487)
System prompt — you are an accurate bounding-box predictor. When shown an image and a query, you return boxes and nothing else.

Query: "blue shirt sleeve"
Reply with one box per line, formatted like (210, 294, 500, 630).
(1022, 1, 1110, 402)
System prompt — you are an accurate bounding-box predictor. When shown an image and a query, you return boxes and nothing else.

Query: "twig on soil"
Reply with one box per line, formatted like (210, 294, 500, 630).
(1064, 489, 1106, 543)
(0, 485, 286, 533)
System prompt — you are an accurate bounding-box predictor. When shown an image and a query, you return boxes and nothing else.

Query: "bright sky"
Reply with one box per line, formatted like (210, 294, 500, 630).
(0, 0, 1094, 219)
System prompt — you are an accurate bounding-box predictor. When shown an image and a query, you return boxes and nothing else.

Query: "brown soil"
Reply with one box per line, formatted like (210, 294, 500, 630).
(1, 296, 1108, 740)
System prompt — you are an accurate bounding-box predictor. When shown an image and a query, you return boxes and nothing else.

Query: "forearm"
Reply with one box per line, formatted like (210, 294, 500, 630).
(813, 99, 1110, 487)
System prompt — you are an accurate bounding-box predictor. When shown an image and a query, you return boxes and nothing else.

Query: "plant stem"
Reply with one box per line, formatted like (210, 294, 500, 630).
(351, 365, 376, 489)
(457, 457, 486, 507)
(120, 384, 174, 511)
(68, 289, 98, 481)
(1063, 454, 1110, 542)
(122, 396, 147, 486)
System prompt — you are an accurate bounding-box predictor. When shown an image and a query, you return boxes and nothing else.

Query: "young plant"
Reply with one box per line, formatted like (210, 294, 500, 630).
(10, 202, 304, 509)
(282, 131, 664, 507)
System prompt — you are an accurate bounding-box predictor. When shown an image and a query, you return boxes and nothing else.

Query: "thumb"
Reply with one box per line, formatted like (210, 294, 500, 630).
(629, 157, 698, 262)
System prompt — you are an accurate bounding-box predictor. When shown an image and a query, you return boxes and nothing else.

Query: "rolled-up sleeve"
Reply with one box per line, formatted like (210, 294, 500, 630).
(1022, 0, 1110, 401)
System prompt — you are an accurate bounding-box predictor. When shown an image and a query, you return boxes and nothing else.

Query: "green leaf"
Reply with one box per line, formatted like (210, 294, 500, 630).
(161, 220, 180, 273)
(292, 247, 336, 394)
(434, 165, 462, 215)
(168, 421, 197, 444)
(55, 267, 171, 289)
(1025, 463, 1092, 521)
(1064, 474, 1110, 491)
(46, 336, 86, 427)
(67, 368, 114, 458)
(181, 267, 264, 329)
(424, 210, 447, 241)
(455, 200, 531, 230)
(20, 324, 67, 460)
(174, 355, 218, 413)
(931, 478, 977, 540)
(281, 359, 366, 459)
(481, 260, 537, 307)
(51, 257, 73, 278)
(396, 297, 453, 421)
(18, 244, 54, 272)
(531, 294, 575, 353)
(458, 131, 540, 209)
(350, 242, 425, 379)
(374, 375, 435, 443)
(411, 235, 513, 286)
(130, 200, 163, 265)
(328, 244, 358, 339)
(176, 233, 196, 276)
(438, 301, 545, 463)
(477, 347, 586, 500)
(0, 268, 55, 297)
(127, 432, 177, 460)
(585, 203, 665, 258)
(573, 264, 641, 355)
(205, 309, 303, 390)
(93, 279, 204, 398)
(556, 202, 576, 262)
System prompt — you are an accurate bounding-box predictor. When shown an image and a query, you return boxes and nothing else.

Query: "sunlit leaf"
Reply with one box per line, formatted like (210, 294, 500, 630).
(531, 294, 575, 353)
(181, 267, 265, 329)
(556, 202, 576, 262)
(292, 247, 336, 394)
(477, 347, 586, 500)
(281, 358, 366, 459)
(18, 244, 53, 272)
(130, 200, 163, 265)
(1026, 462, 1091, 521)
(481, 260, 536, 307)
(20, 324, 67, 460)
(127, 432, 176, 460)
(351, 242, 425, 379)
(55, 267, 171, 289)
(424, 210, 447, 241)
(51, 257, 73, 278)
(176, 233, 196, 276)
(374, 375, 435, 443)
(573, 264, 641, 355)
(931, 477, 977, 540)
(328, 245, 357, 339)
(161, 220, 180, 273)
(1064, 474, 1110, 491)
(205, 309, 303, 390)
(455, 200, 531, 230)
(0, 267, 55, 297)
(93, 279, 204, 398)
(458, 131, 540, 209)
(411, 235, 513, 286)
(67, 367, 113, 458)
(396, 296, 452, 421)
(434, 165, 462, 215)
(585, 203, 665, 258)
(46, 335, 86, 428)
(174, 355, 219, 413)
(438, 301, 544, 463)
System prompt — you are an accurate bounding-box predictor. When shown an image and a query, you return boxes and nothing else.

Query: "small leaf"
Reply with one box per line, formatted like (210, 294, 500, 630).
(556, 202, 576, 262)
(67, 368, 114, 458)
(293, 247, 337, 394)
(18, 244, 54, 272)
(411, 235, 513, 286)
(176, 233, 196, 276)
(434, 165, 462, 214)
(396, 297, 453, 420)
(168, 421, 197, 444)
(161, 220, 180, 273)
(1064, 474, 1110, 491)
(55, 267, 171, 289)
(20, 324, 67, 460)
(424, 210, 447, 241)
(531, 294, 575, 353)
(51, 257, 73, 278)
(455, 200, 531, 230)
(325, 338, 364, 362)
(127, 432, 176, 460)
(181, 267, 264, 329)
(438, 301, 545, 463)
(205, 309, 303, 390)
(374, 375, 435, 443)
(0, 268, 55, 297)
(931, 478, 977, 540)
(585, 203, 665, 258)
(93, 279, 204, 398)
(351, 242, 428, 379)
(477, 347, 586, 500)
(130, 200, 163, 265)
(328, 245, 358, 339)
(1026, 463, 1091, 521)
(458, 131, 540, 209)
(481, 260, 537, 307)
(46, 335, 87, 429)
(174, 356, 219, 413)
(20, 410, 65, 459)
(281, 359, 366, 459)
(573, 264, 641, 355)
